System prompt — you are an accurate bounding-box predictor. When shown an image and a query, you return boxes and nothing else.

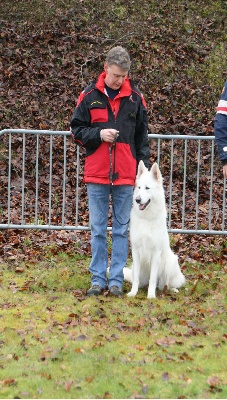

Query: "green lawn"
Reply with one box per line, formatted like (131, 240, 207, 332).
(0, 252, 226, 399)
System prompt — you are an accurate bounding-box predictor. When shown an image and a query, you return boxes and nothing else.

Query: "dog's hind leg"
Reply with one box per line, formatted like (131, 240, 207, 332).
(147, 251, 161, 299)
(123, 266, 133, 283)
(127, 250, 140, 297)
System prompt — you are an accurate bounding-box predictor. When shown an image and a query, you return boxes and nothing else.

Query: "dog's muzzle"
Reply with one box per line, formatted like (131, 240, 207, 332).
(136, 197, 151, 211)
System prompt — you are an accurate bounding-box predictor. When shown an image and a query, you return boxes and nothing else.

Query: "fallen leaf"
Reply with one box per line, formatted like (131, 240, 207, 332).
(156, 337, 176, 347)
(64, 380, 73, 392)
(15, 267, 25, 273)
(162, 372, 169, 381)
(85, 376, 94, 383)
(207, 376, 220, 387)
(76, 334, 87, 341)
(0, 378, 16, 386)
(133, 345, 144, 351)
(142, 384, 149, 394)
(75, 348, 85, 353)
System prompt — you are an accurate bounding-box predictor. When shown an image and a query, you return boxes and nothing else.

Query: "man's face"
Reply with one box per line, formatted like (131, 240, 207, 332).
(104, 63, 128, 90)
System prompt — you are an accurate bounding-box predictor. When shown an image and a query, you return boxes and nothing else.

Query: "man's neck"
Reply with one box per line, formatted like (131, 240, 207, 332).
(105, 84, 120, 100)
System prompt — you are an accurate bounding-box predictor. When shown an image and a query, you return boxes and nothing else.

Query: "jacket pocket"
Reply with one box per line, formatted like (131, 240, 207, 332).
(89, 103, 108, 123)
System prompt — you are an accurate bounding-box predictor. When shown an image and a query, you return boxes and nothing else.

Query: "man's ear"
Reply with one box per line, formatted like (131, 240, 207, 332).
(104, 62, 108, 73)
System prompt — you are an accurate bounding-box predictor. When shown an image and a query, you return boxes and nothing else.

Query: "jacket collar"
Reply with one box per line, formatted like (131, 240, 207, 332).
(95, 71, 132, 97)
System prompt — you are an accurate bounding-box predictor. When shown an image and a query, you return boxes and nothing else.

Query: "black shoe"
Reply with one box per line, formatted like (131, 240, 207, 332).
(109, 286, 123, 297)
(87, 285, 103, 296)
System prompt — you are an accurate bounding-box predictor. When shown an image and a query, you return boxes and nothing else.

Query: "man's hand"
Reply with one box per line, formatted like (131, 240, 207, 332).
(100, 129, 119, 143)
(223, 164, 227, 178)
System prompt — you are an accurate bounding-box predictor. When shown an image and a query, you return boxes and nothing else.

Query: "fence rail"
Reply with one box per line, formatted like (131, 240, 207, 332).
(0, 129, 226, 234)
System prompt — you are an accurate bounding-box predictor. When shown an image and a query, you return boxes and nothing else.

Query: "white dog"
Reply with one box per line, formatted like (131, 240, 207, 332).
(124, 161, 185, 299)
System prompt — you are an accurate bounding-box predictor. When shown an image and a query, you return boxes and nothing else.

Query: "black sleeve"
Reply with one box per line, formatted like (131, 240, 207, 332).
(70, 96, 102, 149)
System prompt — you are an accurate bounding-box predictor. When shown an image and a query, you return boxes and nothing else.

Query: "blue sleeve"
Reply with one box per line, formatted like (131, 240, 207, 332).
(214, 81, 227, 164)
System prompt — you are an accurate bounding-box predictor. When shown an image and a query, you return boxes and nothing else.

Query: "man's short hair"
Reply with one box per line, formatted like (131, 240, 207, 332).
(105, 46, 131, 71)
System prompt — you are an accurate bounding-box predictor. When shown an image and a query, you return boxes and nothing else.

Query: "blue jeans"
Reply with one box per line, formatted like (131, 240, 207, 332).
(87, 183, 133, 290)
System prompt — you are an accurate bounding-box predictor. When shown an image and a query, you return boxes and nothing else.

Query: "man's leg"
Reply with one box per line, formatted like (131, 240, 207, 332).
(109, 185, 133, 290)
(87, 183, 110, 289)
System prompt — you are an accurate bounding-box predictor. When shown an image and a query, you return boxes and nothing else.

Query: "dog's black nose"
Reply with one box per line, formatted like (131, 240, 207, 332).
(136, 197, 141, 204)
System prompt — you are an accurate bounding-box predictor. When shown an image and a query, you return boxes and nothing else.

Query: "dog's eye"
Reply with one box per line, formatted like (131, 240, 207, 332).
(145, 186, 150, 190)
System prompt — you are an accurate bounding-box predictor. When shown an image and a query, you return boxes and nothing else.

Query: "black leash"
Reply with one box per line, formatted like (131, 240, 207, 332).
(108, 142, 131, 226)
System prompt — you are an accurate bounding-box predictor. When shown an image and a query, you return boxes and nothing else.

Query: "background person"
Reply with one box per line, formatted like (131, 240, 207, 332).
(214, 81, 227, 178)
(70, 46, 150, 297)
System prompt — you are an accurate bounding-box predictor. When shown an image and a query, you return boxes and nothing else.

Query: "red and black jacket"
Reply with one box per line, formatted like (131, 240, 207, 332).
(70, 71, 150, 185)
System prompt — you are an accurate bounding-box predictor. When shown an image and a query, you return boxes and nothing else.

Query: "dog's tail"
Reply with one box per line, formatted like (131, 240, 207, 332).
(170, 270, 186, 289)
(167, 253, 186, 289)
(123, 266, 133, 283)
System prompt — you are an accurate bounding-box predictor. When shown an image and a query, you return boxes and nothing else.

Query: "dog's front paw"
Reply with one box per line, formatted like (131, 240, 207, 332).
(147, 293, 156, 299)
(172, 288, 179, 293)
(127, 291, 137, 297)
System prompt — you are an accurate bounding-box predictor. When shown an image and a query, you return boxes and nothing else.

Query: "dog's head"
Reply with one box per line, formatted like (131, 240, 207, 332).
(133, 161, 164, 211)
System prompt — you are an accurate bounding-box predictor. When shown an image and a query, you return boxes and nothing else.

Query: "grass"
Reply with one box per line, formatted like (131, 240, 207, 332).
(0, 251, 227, 399)
(1, 0, 227, 397)
(188, 41, 227, 93)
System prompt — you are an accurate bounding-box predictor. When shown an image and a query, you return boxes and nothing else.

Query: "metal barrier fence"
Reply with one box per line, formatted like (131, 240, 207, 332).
(0, 129, 226, 234)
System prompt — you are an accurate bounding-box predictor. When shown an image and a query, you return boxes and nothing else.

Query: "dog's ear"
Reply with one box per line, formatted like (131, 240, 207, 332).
(150, 162, 163, 184)
(137, 160, 147, 177)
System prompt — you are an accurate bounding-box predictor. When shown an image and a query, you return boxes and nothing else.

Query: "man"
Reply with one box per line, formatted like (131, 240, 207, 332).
(214, 81, 227, 178)
(70, 46, 150, 296)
